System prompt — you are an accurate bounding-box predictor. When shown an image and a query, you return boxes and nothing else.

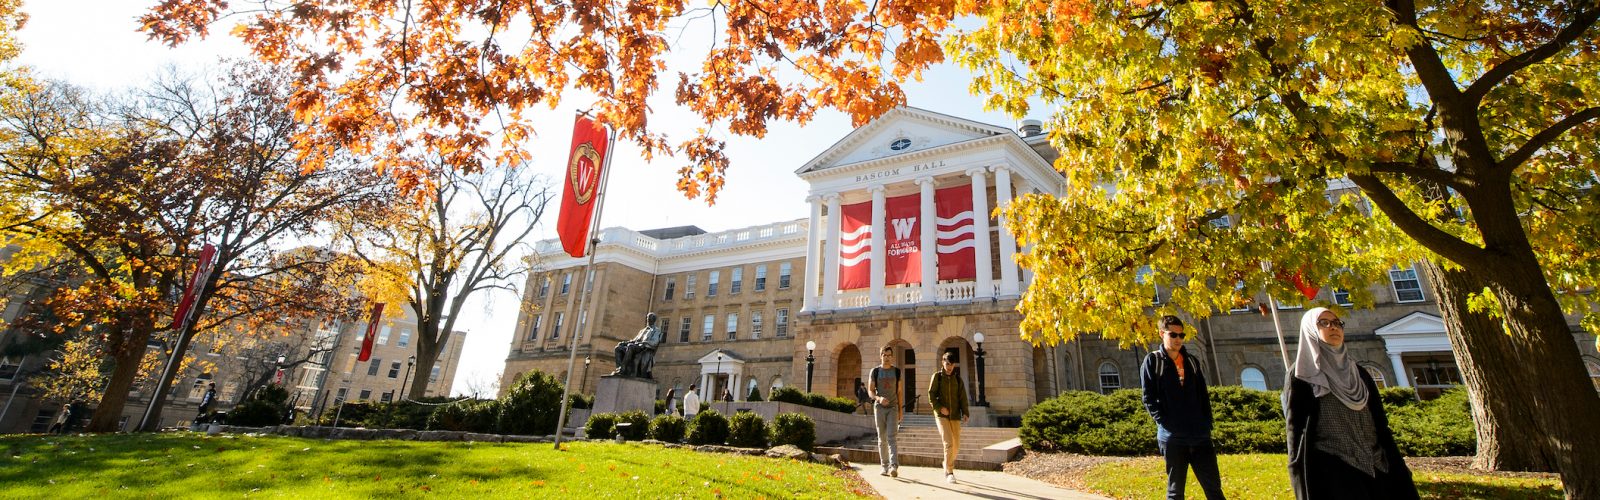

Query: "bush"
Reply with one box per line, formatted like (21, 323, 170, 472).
(569, 393, 594, 410)
(747, 386, 764, 402)
(1018, 390, 1159, 455)
(687, 409, 730, 445)
(228, 384, 291, 427)
(1213, 420, 1286, 454)
(1380, 386, 1419, 408)
(427, 399, 499, 432)
(727, 412, 769, 448)
(770, 387, 805, 405)
(803, 393, 830, 410)
(615, 410, 652, 441)
(1389, 388, 1475, 457)
(648, 414, 688, 443)
(770, 412, 816, 452)
(586, 412, 618, 440)
(827, 397, 857, 413)
(498, 370, 566, 435)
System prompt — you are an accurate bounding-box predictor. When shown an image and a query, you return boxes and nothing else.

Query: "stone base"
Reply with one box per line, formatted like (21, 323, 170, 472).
(594, 376, 658, 415)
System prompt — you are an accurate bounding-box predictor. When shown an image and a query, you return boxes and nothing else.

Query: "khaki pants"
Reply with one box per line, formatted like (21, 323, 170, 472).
(935, 416, 962, 473)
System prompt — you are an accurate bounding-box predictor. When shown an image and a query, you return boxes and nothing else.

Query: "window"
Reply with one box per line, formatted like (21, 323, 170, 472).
(1230, 282, 1254, 313)
(335, 387, 348, 402)
(751, 311, 763, 339)
(587, 269, 595, 290)
(527, 315, 542, 341)
(731, 267, 743, 294)
(0, 356, 19, 381)
(708, 270, 720, 296)
(1098, 362, 1121, 394)
(702, 315, 714, 341)
(1363, 365, 1388, 389)
(359, 389, 372, 400)
(726, 313, 738, 340)
(1209, 214, 1231, 229)
(189, 373, 213, 399)
(664, 278, 676, 301)
(430, 365, 441, 382)
(539, 275, 550, 298)
(553, 312, 564, 340)
(368, 359, 383, 376)
(389, 361, 402, 378)
(578, 311, 588, 340)
(1390, 266, 1425, 303)
(679, 317, 692, 343)
(561, 273, 572, 294)
(377, 325, 392, 345)
(1333, 288, 1354, 306)
(381, 392, 393, 403)
(1135, 266, 1159, 305)
(775, 308, 790, 337)
(685, 274, 697, 299)
(779, 262, 792, 289)
(1240, 367, 1267, 391)
(397, 328, 411, 347)
(755, 265, 768, 291)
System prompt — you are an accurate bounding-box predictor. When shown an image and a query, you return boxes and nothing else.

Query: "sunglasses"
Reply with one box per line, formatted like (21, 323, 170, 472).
(1317, 318, 1346, 329)
(1164, 331, 1186, 339)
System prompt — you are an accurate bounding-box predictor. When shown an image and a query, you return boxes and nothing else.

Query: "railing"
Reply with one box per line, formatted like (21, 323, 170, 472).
(835, 290, 870, 309)
(938, 281, 977, 301)
(886, 287, 921, 305)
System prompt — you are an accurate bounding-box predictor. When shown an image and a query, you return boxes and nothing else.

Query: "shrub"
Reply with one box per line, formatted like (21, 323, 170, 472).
(585, 412, 618, 440)
(654, 399, 666, 415)
(615, 410, 652, 441)
(828, 397, 857, 413)
(770, 387, 805, 405)
(648, 414, 688, 443)
(1207, 386, 1283, 422)
(498, 370, 566, 435)
(1213, 420, 1286, 454)
(1388, 388, 1475, 457)
(1018, 390, 1160, 455)
(1380, 386, 1419, 408)
(427, 399, 498, 432)
(228, 384, 291, 427)
(803, 393, 830, 410)
(770, 412, 816, 452)
(687, 409, 730, 445)
(747, 386, 764, 402)
(569, 393, 594, 410)
(727, 412, 769, 448)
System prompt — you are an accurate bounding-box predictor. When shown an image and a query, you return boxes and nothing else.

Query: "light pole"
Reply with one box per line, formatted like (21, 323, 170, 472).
(581, 356, 592, 393)
(805, 341, 816, 393)
(398, 355, 415, 400)
(973, 332, 989, 407)
(715, 353, 723, 401)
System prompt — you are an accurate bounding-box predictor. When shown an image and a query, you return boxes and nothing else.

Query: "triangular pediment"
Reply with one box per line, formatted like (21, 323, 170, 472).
(696, 349, 746, 364)
(1375, 312, 1446, 336)
(796, 106, 1013, 175)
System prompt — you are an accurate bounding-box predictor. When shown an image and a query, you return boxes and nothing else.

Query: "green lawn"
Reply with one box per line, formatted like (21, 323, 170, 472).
(1086, 454, 1562, 500)
(0, 433, 870, 499)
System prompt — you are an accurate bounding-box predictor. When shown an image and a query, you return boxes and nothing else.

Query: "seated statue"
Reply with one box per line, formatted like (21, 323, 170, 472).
(612, 312, 665, 379)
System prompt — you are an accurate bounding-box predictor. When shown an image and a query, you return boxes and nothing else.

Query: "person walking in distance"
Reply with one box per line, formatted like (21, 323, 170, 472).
(1141, 315, 1226, 500)
(928, 351, 969, 484)
(663, 387, 678, 416)
(196, 383, 217, 422)
(682, 384, 701, 420)
(1285, 307, 1417, 499)
(867, 346, 904, 477)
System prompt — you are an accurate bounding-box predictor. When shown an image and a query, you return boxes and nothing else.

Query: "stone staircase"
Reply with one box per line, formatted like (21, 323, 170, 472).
(816, 419, 1022, 471)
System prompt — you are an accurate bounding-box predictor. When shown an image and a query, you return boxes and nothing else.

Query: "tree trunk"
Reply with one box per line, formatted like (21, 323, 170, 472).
(1418, 259, 1555, 472)
(1480, 255, 1600, 499)
(86, 322, 154, 433)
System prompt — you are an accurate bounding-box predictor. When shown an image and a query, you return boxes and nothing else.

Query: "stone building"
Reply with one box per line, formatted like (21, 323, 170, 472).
(502, 107, 1600, 424)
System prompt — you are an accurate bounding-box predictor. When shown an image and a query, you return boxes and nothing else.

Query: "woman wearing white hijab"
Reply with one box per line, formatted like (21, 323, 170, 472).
(1284, 307, 1417, 499)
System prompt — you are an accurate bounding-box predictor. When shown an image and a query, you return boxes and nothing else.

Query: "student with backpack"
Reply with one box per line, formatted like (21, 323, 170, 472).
(867, 346, 903, 477)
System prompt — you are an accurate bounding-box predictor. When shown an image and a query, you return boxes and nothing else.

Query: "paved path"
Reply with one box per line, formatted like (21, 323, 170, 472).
(850, 463, 1110, 499)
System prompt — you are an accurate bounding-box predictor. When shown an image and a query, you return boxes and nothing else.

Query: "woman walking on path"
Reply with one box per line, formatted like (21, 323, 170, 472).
(1285, 307, 1418, 499)
(663, 387, 677, 416)
(928, 351, 969, 484)
(868, 346, 903, 477)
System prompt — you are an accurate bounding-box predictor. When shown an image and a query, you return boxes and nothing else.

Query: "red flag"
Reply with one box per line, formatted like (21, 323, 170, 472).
(1277, 268, 1320, 301)
(936, 185, 977, 280)
(837, 201, 873, 290)
(171, 243, 217, 331)
(884, 193, 922, 285)
(556, 114, 611, 258)
(358, 303, 385, 362)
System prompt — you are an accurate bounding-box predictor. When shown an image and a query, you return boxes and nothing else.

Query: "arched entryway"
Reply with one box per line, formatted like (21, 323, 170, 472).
(935, 336, 976, 404)
(835, 344, 862, 398)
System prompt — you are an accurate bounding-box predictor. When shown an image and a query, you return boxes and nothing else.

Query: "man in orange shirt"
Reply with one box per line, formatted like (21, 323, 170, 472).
(1141, 315, 1225, 499)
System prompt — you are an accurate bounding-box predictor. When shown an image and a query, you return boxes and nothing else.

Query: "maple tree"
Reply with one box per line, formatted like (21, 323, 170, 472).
(949, 0, 1600, 494)
(338, 165, 549, 400)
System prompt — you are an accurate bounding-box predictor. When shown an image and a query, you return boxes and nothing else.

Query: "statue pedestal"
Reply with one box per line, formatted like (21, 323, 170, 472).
(594, 376, 659, 415)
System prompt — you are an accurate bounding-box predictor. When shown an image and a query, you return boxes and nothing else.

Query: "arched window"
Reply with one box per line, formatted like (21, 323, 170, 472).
(1359, 364, 1388, 389)
(1098, 362, 1121, 394)
(770, 376, 784, 393)
(1240, 367, 1267, 391)
(747, 378, 760, 400)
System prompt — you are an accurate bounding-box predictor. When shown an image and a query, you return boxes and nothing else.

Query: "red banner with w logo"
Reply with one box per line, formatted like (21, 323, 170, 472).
(837, 201, 873, 290)
(936, 185, 977, 280)
(884, 193, 922, 286)
(556, 114, 611, 258)
(357, 302, 385, 362)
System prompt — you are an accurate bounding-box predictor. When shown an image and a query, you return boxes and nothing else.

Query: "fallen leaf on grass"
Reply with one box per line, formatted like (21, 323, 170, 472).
(531, 480, 546, 487)
(419, 485, 431, 492)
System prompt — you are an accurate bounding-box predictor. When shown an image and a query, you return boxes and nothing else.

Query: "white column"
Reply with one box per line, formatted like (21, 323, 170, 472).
(731, 373, 741, 401)
(822, 193, 842, 310)
(968, 168, 994, 298)
(1389, 353, 1411, 387)
(916, 176, 937, 304)
(868, 185, 887, 307)
(803, 195, 823, 312)
(992, 165, 1021, 297)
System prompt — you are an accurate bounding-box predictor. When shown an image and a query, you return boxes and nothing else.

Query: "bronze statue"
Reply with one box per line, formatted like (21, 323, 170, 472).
(612, 312, 665, 379)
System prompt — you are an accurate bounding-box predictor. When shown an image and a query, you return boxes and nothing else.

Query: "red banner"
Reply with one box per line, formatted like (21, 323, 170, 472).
(1278, 268, 1320, 301)
(837, 201, 873, 290)
(884, 193, 922, 286)
(936, 185, 977, 281)
(556, 114, 611, 258)
(358, 303, 385, 362)
(171, 243, 217, 331)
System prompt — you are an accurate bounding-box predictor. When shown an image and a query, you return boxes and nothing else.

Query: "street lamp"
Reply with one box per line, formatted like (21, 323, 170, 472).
(398, 355, 416, 401)
(973, 332, 989, 407)
(715, 353, 724, 401)
(805, 341, 816, 393)
(581, 356, 592, 393)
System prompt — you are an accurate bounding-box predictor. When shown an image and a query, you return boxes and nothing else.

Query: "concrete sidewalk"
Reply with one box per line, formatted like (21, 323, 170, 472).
(851, 463, 1110, 499)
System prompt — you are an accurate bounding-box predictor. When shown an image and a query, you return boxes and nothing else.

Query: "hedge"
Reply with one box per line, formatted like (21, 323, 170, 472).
(687, 409, 730, 445)
(648, 414, 688, 443)
(770, 412, 816, 452)
(769, 387, 856, 413)
(1021, 386, 1474, 457)
(585, 413, 618, 440)
(614, 410, 652, 441)
(727, 412, 769, 448)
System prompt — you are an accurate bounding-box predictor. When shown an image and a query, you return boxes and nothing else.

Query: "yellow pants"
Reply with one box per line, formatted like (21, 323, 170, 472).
(935, 416, 962, 473)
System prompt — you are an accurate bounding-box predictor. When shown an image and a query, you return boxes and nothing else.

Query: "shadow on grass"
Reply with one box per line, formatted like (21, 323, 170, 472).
(1419, 479, 1563, 500)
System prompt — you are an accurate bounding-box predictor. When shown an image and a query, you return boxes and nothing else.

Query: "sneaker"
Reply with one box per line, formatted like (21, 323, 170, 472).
(879, 470, 889, 476)
(945, 473, 955, 484)
(889, 467, 898, 478)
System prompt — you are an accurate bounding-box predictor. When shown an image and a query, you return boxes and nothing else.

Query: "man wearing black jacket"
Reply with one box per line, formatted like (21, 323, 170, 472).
(1141, 315, 1226, 500)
